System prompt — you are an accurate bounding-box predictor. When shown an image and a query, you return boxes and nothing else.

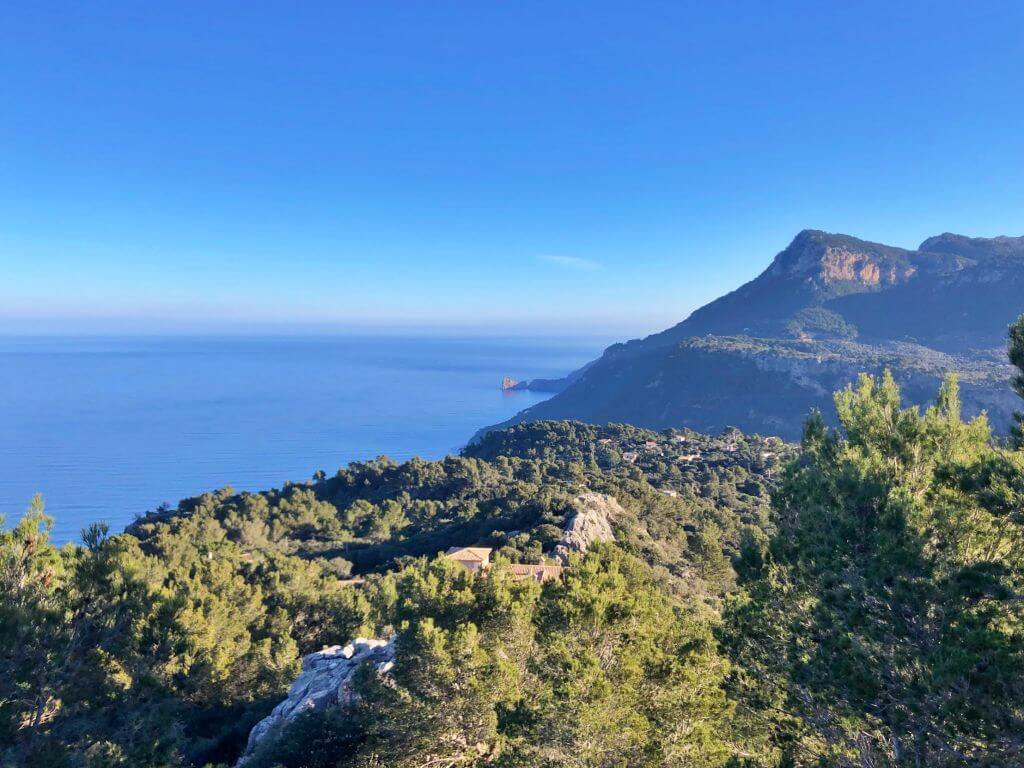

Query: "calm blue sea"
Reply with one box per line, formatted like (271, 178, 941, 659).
(0, 335, 606, 544)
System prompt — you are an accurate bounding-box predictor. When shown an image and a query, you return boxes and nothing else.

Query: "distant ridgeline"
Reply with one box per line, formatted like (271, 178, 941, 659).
(492, 230, 1024, 439)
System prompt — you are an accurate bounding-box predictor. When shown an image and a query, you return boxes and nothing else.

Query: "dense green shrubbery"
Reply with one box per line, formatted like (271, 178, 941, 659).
(0, 501, 373, 767)
(724, 370, 1024, 765)
(247, 546, 734, 768)
(3, 318, 1023, 767)
(785, 306, 859, 340)
(0, 421, 780, 766)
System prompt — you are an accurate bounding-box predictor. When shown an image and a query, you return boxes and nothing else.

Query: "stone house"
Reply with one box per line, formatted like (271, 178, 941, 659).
(443, 546, 493, 573)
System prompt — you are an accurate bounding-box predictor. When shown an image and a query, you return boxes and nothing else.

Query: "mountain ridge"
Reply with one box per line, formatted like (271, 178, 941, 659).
(490, 229, 1024, 440)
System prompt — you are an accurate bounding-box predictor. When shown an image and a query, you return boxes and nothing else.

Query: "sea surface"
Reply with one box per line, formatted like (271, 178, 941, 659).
(0, 334, 606, 544)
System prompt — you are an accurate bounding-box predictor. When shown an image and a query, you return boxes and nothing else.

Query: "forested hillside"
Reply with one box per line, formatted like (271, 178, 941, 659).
(0, 419, 786, 766)
(2, 320, 1023, 767)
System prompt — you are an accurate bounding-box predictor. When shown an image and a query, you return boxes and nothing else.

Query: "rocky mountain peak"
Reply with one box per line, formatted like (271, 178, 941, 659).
(768, 230, 916, 290)
(489, 226, 1024, 443)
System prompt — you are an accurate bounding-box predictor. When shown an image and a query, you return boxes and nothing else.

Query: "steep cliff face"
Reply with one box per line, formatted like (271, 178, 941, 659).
(495, 229, 1023, 440)
(637, 231, 911, 343)
(767, 230, 919, 289)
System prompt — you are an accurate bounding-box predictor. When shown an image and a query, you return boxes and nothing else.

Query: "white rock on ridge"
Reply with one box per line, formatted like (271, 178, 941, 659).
(553, 491, 620, 565)
(236, 637, 394, 766)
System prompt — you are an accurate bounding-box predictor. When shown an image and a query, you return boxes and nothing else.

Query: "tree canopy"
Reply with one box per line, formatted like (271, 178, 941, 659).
(3, 325, 1024, 767)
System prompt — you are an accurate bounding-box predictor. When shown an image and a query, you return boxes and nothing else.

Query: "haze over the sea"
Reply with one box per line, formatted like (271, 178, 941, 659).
(0, 334, 606, 544)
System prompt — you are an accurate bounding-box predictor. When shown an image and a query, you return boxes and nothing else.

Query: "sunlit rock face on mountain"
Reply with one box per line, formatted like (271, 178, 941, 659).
(768, 230, 918, 288)
(489, 230, 1024, 440)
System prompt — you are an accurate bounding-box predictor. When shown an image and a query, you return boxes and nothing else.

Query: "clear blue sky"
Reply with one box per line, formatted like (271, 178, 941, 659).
(2, 1, 1022, 336)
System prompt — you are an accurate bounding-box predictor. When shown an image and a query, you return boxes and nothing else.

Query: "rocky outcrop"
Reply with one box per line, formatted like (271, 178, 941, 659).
(765, 230, 919, 294)
(553, 492, 619, 564)
(237, 637, 394, 766)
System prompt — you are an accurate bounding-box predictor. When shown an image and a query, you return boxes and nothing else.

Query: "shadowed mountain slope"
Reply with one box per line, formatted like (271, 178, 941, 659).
(491, 230, 1024, 440)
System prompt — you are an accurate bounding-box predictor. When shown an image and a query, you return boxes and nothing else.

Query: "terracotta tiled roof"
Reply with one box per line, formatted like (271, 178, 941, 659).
(444, 546, 493, 562)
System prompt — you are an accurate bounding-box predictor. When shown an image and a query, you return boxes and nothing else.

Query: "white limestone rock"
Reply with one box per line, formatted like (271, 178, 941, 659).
(553, 491, 620, 565)
(236, 637, 394, 766)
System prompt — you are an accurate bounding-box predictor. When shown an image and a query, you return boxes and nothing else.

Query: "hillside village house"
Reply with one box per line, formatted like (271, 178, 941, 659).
(445, 546, 563, 583)
(443, 546, 492, 573)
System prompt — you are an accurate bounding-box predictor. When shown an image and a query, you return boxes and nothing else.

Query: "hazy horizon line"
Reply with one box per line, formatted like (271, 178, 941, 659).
(0, 314, 673, 340)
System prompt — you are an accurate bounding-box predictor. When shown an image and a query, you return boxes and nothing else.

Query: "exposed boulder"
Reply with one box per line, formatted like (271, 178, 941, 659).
(237, 637, 394, 766)
(553, 491, 619, 564)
